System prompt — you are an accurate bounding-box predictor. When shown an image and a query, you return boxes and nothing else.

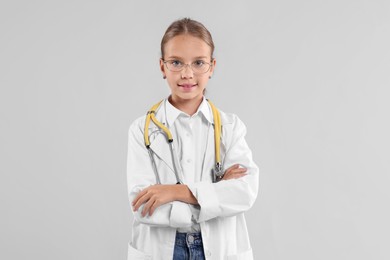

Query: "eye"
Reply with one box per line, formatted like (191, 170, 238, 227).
(193, 60, 205, 68)
(170, 60, 183, 67)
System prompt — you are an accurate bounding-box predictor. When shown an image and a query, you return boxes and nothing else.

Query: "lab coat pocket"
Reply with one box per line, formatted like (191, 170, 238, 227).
(128, 243, 152, 260)
(227, 248, 253, 260)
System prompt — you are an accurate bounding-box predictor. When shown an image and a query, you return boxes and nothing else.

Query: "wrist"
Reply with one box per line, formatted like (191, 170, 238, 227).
(174, 184, 186, 202)
(176, 184, 198, 205)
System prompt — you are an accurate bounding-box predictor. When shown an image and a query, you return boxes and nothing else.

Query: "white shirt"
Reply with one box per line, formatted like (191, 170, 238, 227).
(165, 96, 212, 232)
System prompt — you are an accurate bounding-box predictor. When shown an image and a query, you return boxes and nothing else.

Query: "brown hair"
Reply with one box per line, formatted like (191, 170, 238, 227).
(161, 18, 215, 59)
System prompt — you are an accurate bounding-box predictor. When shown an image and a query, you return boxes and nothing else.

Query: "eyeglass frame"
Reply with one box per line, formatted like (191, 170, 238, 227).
(161, 58, 214, 75)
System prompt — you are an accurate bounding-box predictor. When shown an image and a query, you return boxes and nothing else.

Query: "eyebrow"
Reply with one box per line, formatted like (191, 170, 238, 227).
(166, 56, 209, 60)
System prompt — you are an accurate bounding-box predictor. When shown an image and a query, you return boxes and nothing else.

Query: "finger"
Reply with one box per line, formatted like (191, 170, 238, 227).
(224, 164, 238, 174)
(141, 197, 155, 217)
(225, 164, 243, 174)
(133, 192, 151, 212)
(225, 167, 246, 177)
(148, 199, 159, 216)
(231, 168, 247, 174)
(132, 188, 148, 206)
(223, 173, 247, 180)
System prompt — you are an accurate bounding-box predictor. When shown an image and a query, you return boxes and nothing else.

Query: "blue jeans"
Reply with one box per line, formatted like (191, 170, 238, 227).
(173, 232, 205, 260)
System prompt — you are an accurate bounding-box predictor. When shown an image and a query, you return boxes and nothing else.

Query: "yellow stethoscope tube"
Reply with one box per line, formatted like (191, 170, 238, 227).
(144, 99, 224, 183)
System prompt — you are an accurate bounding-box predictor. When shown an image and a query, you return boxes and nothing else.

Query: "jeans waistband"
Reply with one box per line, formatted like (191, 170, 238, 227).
(175, 231, 203, 247)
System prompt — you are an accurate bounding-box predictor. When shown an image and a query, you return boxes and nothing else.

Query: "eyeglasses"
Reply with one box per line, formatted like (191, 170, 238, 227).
(162, 59, 213, 74)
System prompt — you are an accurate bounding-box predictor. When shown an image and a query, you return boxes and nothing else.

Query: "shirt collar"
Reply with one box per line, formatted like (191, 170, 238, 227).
(164, 96, 213, 126)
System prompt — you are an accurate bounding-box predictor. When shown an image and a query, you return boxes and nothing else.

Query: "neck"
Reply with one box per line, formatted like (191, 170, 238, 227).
(169, 95, 203, 116)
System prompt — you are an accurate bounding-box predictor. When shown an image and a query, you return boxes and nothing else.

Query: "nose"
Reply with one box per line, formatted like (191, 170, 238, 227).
(181, 64, 194, 79)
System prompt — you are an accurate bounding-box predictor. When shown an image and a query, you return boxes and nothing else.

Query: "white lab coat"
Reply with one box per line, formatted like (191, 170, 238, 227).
(126, 100, 259, 260)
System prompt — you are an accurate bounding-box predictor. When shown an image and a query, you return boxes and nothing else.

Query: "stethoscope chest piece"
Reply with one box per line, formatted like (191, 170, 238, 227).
(212, 162, 224, 183)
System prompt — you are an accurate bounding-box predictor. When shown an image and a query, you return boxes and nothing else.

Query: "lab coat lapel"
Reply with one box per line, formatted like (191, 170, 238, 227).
(201, 124, 214, 182)
(149, 131, 175, 172)
(147, 106, 175, 172)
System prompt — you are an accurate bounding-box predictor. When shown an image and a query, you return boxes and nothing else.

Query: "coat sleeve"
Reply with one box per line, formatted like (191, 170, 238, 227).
(187, 115, 260, 223)
(126, 118, 193, 228)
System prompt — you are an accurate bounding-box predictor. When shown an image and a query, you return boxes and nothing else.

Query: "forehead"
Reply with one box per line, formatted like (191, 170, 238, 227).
(164, 34, 212, 59)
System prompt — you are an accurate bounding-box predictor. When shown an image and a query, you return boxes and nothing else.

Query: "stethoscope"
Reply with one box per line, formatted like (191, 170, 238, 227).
(143, 99, 224, 184)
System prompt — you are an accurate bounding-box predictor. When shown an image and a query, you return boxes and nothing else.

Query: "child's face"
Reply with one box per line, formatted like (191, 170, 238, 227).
(160, 34, 216, 102)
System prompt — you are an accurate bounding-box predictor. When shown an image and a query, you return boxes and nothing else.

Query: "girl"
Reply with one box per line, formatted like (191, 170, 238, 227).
(127, 18, 259, 260)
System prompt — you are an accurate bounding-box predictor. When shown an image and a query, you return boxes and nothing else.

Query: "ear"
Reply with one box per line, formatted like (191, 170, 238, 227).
(209, 58, 216, 76)
(160, 58, 166, 75)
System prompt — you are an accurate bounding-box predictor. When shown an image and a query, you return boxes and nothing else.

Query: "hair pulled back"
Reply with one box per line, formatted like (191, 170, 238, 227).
(160, 18, 215, 59)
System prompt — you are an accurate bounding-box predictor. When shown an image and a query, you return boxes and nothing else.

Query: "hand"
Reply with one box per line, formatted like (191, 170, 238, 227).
(132, 184, 176, 217)
(222, 164, 247, 180)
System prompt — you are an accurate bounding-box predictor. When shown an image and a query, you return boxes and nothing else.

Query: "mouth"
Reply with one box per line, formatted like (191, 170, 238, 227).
(178, 83, 198, 89)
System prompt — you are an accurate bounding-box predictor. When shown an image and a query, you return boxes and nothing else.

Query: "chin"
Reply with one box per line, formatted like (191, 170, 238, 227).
(174, 91, 204, 101)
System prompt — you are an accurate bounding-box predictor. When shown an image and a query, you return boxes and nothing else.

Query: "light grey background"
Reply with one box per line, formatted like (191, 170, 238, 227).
(1, 0, 389, 259)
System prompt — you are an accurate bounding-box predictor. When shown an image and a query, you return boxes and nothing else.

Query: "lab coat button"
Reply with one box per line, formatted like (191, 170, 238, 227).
(187, 159, 192, 163)
(205, 250, 211, 257)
